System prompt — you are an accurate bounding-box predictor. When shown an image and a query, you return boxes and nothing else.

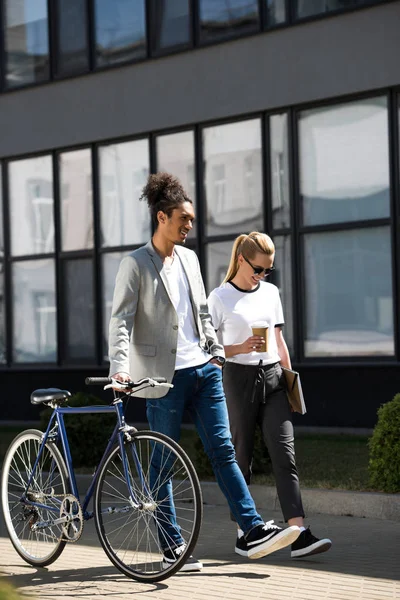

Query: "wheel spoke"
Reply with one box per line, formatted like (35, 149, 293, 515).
(1, 430, 69, 567)
(95, 431, 202, 583)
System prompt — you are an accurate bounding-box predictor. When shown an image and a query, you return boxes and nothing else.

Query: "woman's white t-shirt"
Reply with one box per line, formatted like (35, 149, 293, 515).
(207, 281, 284, 366)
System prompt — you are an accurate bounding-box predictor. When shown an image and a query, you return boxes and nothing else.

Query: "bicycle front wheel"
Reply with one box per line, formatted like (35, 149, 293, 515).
(94, 430, 202, 583)
(1, 429, 70, 567)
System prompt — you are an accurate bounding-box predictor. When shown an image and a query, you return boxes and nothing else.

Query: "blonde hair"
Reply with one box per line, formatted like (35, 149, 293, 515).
(222, 231, 275, 284)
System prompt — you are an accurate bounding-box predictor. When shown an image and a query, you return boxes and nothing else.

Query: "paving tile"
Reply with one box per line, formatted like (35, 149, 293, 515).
(1, 505, 400, 600)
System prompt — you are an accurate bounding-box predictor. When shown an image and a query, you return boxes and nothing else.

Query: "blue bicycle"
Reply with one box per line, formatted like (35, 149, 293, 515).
(1, 376, 202, 583)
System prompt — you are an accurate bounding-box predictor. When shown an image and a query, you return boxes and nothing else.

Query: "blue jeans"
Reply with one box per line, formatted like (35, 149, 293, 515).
(146, 361, 264, 549)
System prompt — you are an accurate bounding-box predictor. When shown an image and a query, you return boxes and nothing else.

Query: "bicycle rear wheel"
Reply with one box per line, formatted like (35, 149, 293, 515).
(1, 429, 70, 567)
(94, 430, 202, 582)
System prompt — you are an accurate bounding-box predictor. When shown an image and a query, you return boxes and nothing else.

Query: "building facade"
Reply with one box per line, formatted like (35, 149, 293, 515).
(0, 0, 399, 427)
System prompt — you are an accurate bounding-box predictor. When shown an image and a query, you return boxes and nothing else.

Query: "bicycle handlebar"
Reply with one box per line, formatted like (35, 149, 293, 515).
(85, 376, 168, 387)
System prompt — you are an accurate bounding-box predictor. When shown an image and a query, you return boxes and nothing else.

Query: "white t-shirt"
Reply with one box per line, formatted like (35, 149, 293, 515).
(164, 254, 210, 370)
(208, 281, 285, 366)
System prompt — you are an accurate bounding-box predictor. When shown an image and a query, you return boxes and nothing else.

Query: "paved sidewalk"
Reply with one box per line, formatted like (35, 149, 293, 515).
(1, 505, 400, 600)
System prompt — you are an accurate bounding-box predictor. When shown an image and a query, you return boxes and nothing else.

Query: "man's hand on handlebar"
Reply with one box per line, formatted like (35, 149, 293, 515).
(109, 372, 132, 391)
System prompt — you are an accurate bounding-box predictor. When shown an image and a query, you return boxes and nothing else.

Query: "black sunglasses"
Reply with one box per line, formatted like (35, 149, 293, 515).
(243, 255, 275, 276)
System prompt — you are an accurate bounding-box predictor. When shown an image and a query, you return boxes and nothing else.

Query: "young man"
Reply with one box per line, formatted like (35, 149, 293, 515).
(108, 172, 300, 572)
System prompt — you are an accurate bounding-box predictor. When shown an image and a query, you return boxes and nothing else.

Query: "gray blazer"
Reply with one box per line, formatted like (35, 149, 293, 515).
(108, 240, 224, 398)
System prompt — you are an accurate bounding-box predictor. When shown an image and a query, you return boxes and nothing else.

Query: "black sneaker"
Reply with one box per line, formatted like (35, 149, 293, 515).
(291, 527, 332, 558)
(236, 520, 301, 559)
(162, 544, 203, 572)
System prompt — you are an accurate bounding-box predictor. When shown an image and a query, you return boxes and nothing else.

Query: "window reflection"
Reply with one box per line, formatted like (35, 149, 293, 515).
(199, 0, 259, 42)
(13, 260, 57, 363)
(99, 139, 150, 247)
(102, 252, 129, 359)
(203, 119, 263, 235)
(65, 259, 95, 361)
(156, 131, 197, 237)
(271, 236, 293, 355)
(304, 227, 394, 357)
(265, 0, 287, 27)
(9, 156, 54, 256)
(206, 241, 231, 294)
(0, 264, 4, 363)
(151, 0, 191, 51)
(60, 149, 94, 251)
(0, 168, 3, 257)
(95, 0, 146, 67)
(4, 0, 49, 88)
(270, 113, 290, 229)
(299, 97, 390, 226)
(295, 0, 385, 19)
(0, 170, 4, 363)
(55, 0, 89, 76)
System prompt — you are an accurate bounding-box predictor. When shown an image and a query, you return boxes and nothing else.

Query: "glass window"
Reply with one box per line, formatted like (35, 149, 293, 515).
(151, 0, 191, 52)
(0, 167, 3, 257)
(304, 227, 394, 357)
(203, 119, 263, 236)
(0, 264, 5, 363)
(156, 130, 197, 237)
(64, 259, 95, 361)
(271, 235, 293, 355)
(54, 0, 89, 76)
(206, 241, 232, 294)
(4, 0, 49, 88)
(199, 0, 259, 42)
(13, 259, 57, 363)
(0, 169, 4, 363)
(299, 97, 390, 226)
(102, 251, 129, 359)
(270, 113, 290, 229)
(99, 139, 150, 248)
(265, 0, 287, 27)
(60, 149, 93, 251)
(94, 0, 146, 67)
(295, 0, 385, 20)
(9, 156, 54, 257)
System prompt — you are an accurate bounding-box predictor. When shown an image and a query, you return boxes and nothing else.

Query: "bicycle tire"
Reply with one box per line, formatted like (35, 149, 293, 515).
(1, 429, 70, 567)
(94, 430, 203, 583)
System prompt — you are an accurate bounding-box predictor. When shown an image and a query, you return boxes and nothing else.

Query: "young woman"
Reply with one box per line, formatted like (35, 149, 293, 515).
(208, 231, 332, 559)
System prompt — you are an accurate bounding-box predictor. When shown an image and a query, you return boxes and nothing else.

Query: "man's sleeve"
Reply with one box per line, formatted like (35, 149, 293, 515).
(194, 256, 225, 358)
(108, 255, 140, 376)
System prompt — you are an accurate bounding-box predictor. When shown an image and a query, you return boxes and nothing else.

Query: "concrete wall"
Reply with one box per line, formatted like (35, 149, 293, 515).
(0, 1, 399, 158)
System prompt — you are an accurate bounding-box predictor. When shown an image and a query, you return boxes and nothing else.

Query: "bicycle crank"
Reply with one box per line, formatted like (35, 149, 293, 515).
(59, 494, 84, 542)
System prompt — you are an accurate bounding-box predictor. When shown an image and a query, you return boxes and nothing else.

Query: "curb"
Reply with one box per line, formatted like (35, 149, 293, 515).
(200, 481, 400, 522)
(75, 475, 400, 523)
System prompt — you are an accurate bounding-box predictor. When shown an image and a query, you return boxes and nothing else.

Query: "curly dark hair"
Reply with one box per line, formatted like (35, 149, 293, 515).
(141, 172, 192, 228)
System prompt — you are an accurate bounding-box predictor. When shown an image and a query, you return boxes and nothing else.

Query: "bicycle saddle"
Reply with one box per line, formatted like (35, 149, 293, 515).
(30, 388, 72, 405)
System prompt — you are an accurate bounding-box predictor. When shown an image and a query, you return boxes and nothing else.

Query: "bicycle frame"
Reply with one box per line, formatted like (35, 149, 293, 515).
(22, 398, 150, 521)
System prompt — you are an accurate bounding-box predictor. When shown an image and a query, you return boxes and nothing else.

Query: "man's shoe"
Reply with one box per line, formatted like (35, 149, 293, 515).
(291, 527, 332, 558)
(162, 544, 203, 572)
(236, 520, 301, 559)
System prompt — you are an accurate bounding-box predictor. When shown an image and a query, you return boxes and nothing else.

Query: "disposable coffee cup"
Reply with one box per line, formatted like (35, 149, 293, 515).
(251, 322, 268, 353)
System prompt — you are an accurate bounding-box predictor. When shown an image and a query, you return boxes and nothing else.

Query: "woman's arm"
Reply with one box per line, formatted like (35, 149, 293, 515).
(224, 335, 265, 357)
(275, 326, 292, 369)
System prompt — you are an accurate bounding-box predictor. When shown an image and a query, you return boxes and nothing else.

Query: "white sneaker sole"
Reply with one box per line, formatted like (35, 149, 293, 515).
(162, 560, 203, 572)
(291, 538, 332, 558)
(248, 526, 301, 559)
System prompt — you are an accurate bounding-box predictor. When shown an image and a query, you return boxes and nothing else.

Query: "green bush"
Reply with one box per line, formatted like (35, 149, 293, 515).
(0, 581, 23, 600)
(40, 392, 115, 469)
(193, 426, 272, 479)
(368, 393, 400, 493)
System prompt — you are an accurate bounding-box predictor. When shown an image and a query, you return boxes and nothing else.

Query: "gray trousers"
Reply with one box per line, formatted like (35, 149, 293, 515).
(223, 361, 305, 522)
